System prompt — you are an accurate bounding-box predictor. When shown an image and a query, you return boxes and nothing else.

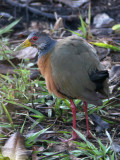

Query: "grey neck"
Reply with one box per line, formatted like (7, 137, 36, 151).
(38, 39, 57, 58)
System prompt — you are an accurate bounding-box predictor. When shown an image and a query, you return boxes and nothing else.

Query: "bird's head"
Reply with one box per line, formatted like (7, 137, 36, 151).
(14, 32, 52, 51)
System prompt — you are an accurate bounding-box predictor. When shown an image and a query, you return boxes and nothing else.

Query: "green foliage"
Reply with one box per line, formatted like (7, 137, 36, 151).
(0, 44, 46, 137)
(2, 103, 14, 128)
(38, 151, 70, 160)
(0, 150, 9, 160)
(78, 15, 88, 38)
(68, 2, 92, 39)
(3, 100, 45, 120)
(112, 24, 120, 33)
(72, 129, 116, 160)
(0, 68, 31, 101)
(68, 15, 88, 38)
(25, 128, 49, 147)
(91, 42, 120, 52)
(0, 19, 20, 61)
(0, 19, 20, 36)
(0, 155, 10, 160)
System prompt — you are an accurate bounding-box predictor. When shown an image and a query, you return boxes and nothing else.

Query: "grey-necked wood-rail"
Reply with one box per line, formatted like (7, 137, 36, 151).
(14, 32, 109, 141)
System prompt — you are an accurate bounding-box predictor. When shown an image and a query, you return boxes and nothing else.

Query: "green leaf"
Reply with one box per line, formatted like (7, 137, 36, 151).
(97, 139, 106, 152)
(91, 42, 120, 52)
(0, 123, 19, 128)
(0, 157, 10, 160)
(111, 152, 115, 160)
(26, 128, 49, 145)
(2, 103, 14, 128)
(112, 24, 120, 31)
(3, 100, 45, 120)
(67, 29, 83, 37)
(79, 15, 87, 38)
(72, 128, 87, 142)
(20, 114, 27, 134)
(0, 19, 21, 35)
(0, 74, 13, 83)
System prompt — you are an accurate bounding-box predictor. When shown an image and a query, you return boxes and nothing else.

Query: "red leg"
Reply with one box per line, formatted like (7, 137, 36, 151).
(70, 99, 78, 140)
(59, 99, 78, 142)
(83, 101, 92, 138)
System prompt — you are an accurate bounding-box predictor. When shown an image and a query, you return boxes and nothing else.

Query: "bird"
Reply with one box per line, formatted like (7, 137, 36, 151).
(14, 32, 109, 142)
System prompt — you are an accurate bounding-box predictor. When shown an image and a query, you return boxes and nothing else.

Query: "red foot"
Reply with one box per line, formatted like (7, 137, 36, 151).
(58, 100, 94, 143)
(58, 132, 78, 143)
(58, 131, 94, 142)
(86, 131, 94, 139)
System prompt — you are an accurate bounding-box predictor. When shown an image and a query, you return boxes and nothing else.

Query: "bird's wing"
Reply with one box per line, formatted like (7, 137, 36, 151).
(50, 36, 106, 105)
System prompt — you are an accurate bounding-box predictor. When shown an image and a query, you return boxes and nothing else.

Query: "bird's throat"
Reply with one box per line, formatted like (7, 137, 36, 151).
(38, 40, 57, 58)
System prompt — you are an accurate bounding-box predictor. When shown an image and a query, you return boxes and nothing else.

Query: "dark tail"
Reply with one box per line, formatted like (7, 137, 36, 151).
(89, 70, 109, 91)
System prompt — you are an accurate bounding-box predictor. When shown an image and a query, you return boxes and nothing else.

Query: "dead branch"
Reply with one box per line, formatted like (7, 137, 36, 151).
(4, 0, 79, 20)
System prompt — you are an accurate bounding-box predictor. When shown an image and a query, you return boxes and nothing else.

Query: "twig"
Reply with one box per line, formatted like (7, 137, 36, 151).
(112, 125, 120, 140)
(4, 0, 79, 20)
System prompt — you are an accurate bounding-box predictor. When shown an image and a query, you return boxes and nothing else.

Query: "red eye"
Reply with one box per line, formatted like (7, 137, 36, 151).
(32, 36, 38, 41)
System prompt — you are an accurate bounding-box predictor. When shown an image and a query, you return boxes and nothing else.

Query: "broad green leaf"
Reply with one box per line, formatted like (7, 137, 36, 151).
(91, 42, 120, 52)
(112, 24, 120, 30)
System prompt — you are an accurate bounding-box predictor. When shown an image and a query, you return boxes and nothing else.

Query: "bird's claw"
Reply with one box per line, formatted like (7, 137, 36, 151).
(58, 132, 78, 143)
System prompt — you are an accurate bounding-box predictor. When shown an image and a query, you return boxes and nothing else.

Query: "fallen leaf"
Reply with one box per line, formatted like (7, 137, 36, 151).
(2, 132, 30, 160)
(13, 47, 38, 59)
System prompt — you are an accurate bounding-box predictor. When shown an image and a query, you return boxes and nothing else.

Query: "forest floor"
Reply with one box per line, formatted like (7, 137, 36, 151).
(0, 0, 120, 160)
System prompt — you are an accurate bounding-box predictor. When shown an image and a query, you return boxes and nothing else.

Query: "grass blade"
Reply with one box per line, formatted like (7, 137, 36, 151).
(91, 42, 120, 52)
(79, 15, 87, 38)
(3, 100, 45, 121)
(0, 19, 21, 35)
(26, 128, 49, 146)
(2, 103, 14, 128)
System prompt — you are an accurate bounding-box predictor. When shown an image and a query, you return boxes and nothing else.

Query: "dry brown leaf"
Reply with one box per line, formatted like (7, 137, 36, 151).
(13, 47, 38, 59)
(54, 17, 64, 31)
(2, 132, 30, 160)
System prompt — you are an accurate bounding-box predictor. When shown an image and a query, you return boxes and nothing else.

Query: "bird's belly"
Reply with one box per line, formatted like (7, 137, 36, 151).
(51, 68, 96, 99)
